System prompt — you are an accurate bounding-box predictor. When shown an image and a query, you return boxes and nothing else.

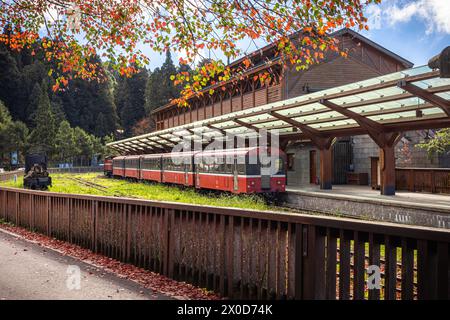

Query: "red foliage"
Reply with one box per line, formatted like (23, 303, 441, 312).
(0, 223, 220, 300)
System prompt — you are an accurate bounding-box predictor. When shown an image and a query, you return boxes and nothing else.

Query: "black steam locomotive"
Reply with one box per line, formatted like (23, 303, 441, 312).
(23, 153, 52, 190)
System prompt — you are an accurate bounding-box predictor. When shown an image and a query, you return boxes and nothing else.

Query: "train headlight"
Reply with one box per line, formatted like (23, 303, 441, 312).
(277, 180, 281, 185)
(251, 181, 255, 185)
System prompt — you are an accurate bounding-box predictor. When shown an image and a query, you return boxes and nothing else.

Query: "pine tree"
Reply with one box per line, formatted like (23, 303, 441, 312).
(73, 127, 93, 166)
(145, 51, 182, 114)
(0, 46, 21, 119)
(0, 100, 28, 164)
(29, 83, 57, 155)
(27, 82, 42, 123)
(55, 121, 77, 163)
(119, 66, 148, 136)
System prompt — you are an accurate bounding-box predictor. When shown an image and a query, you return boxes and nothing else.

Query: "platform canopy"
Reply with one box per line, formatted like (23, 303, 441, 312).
(107, 65, 450, 155)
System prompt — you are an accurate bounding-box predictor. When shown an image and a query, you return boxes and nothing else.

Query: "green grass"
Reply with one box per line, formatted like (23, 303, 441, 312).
(0, 173, 273, 211)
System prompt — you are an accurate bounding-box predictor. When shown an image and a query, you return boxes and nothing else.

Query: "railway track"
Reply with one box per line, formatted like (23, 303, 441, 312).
(66, 176, 133, 198)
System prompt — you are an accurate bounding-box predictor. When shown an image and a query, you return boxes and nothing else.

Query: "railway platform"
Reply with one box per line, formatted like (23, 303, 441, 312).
(283, 184, 450, 229)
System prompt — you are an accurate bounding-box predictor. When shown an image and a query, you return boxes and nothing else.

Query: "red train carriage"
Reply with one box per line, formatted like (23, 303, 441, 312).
(104, 157, 113, 177)
(140, 154, 162, 182)
(112, 156, 126, 177)
(194, 147, 286, 193)
(109, 147, 286, 194)
(124, 156, 141, 179)
(161, 152, 195, 186)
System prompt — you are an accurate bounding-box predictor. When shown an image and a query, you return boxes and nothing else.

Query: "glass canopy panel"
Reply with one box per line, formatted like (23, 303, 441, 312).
(368, 107, 444, 122)
(276, 102, 327, 116)
(292, 110, 344, 123)
(349, 97, 426, 114)
(326, 87, 403, 106)
(239, 114, 274, 123)
(309, 119, 358, 129)
(436, 91, 450, 99)
(213, 121, 236, 129)
(254, 120, 285, 128)
(421, 107, 446, 116)
(275, 127, 293, 134)
(417, 77, 450, 89)
(401, 65, 431, 77)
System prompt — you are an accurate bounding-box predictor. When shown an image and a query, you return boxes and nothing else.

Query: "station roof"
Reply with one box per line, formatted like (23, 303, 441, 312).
(107, 65, 450, 155)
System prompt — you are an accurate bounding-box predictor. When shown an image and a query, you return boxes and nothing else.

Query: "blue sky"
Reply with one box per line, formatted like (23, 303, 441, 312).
(361, 0, 450, 66)
(144, 0, 450, 70)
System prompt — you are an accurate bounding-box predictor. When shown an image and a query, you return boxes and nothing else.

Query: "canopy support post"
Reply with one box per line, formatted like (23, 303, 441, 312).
(377, 132, 401, 196)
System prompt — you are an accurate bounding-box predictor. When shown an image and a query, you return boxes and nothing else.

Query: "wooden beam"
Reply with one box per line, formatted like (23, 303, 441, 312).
(319, 99, 393, 147)
(206, 124, 243, 143)
(397, 80, 450, 116)
(270, 111, 324, 137)
(379, 133, 401, 196)
(123, 144, 144, 152)
(216, 85, 450, 132)
(203, 70, 440, 125)
(185, 128, 203, 139)
(141, 139, 170, 152)
(269, 111, 334, 149)
(233, 118, 261, 132)
(156, 135, 179, 145)
(320, 147, 333, 190)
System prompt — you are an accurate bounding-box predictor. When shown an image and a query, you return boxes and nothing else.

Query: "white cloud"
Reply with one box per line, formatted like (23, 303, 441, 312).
(366, 0, 450, 34)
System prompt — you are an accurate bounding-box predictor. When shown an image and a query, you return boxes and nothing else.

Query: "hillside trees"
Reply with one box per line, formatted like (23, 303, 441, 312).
(417, 129, 450, 157)
(28, 82, 57, 155)
(0, 100, 28, 167)
(116, 66, 148, 136)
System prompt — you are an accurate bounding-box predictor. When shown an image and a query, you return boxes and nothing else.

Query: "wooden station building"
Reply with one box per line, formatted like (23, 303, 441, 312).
(108, 29, 450, 196)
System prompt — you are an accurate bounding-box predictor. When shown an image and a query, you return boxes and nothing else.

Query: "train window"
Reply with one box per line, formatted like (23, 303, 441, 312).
(245, 163, 258, 175)
(274, 157, 285, 175)
(223, 163, 232, 174)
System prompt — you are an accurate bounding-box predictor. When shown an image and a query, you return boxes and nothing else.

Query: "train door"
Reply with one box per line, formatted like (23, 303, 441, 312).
(138, 157, 142, 180)
(195, 157, 200, 188)
(261, 162, 271, 190)
(233, 158, 239, 192)
(161, 157, 166, 182)
(184, 160, 189, 186)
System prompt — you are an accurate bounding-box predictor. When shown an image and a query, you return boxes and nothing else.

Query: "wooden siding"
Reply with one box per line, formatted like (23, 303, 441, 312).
(154, 33, 409, 130)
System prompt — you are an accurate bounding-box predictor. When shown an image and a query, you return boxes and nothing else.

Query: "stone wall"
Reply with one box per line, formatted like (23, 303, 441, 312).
(351, 135, 378, 184)
(285, 130, 449, 187)
(285, 142, 319, 186)
(282, 191, 450, 229)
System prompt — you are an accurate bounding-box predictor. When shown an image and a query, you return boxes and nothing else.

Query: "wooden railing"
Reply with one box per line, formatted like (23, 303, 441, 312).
(48, 166, 102, 174)
(0, 186, 449, 300)
(0, 169, 24, 182)
(396, 167, 450, 194)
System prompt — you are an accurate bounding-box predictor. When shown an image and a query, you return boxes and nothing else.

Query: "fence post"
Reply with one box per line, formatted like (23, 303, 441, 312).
(15, 192, 19, 225)
(46, 195, 50, 236)
(294, 223, 304, 299)
(29, 193, 33, 230)
(226, 216, 234, 298)
(164, 208, 175, 277)
(126, 204, 132, 262)
(431, 170, 436, 193)
(67, 197, 71, 242)
(92, 200, 98, 252)
(1, 190, 5, 219)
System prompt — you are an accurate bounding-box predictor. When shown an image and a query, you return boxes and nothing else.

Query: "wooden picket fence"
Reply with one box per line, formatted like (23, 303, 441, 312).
(0, 186, 449, 299)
